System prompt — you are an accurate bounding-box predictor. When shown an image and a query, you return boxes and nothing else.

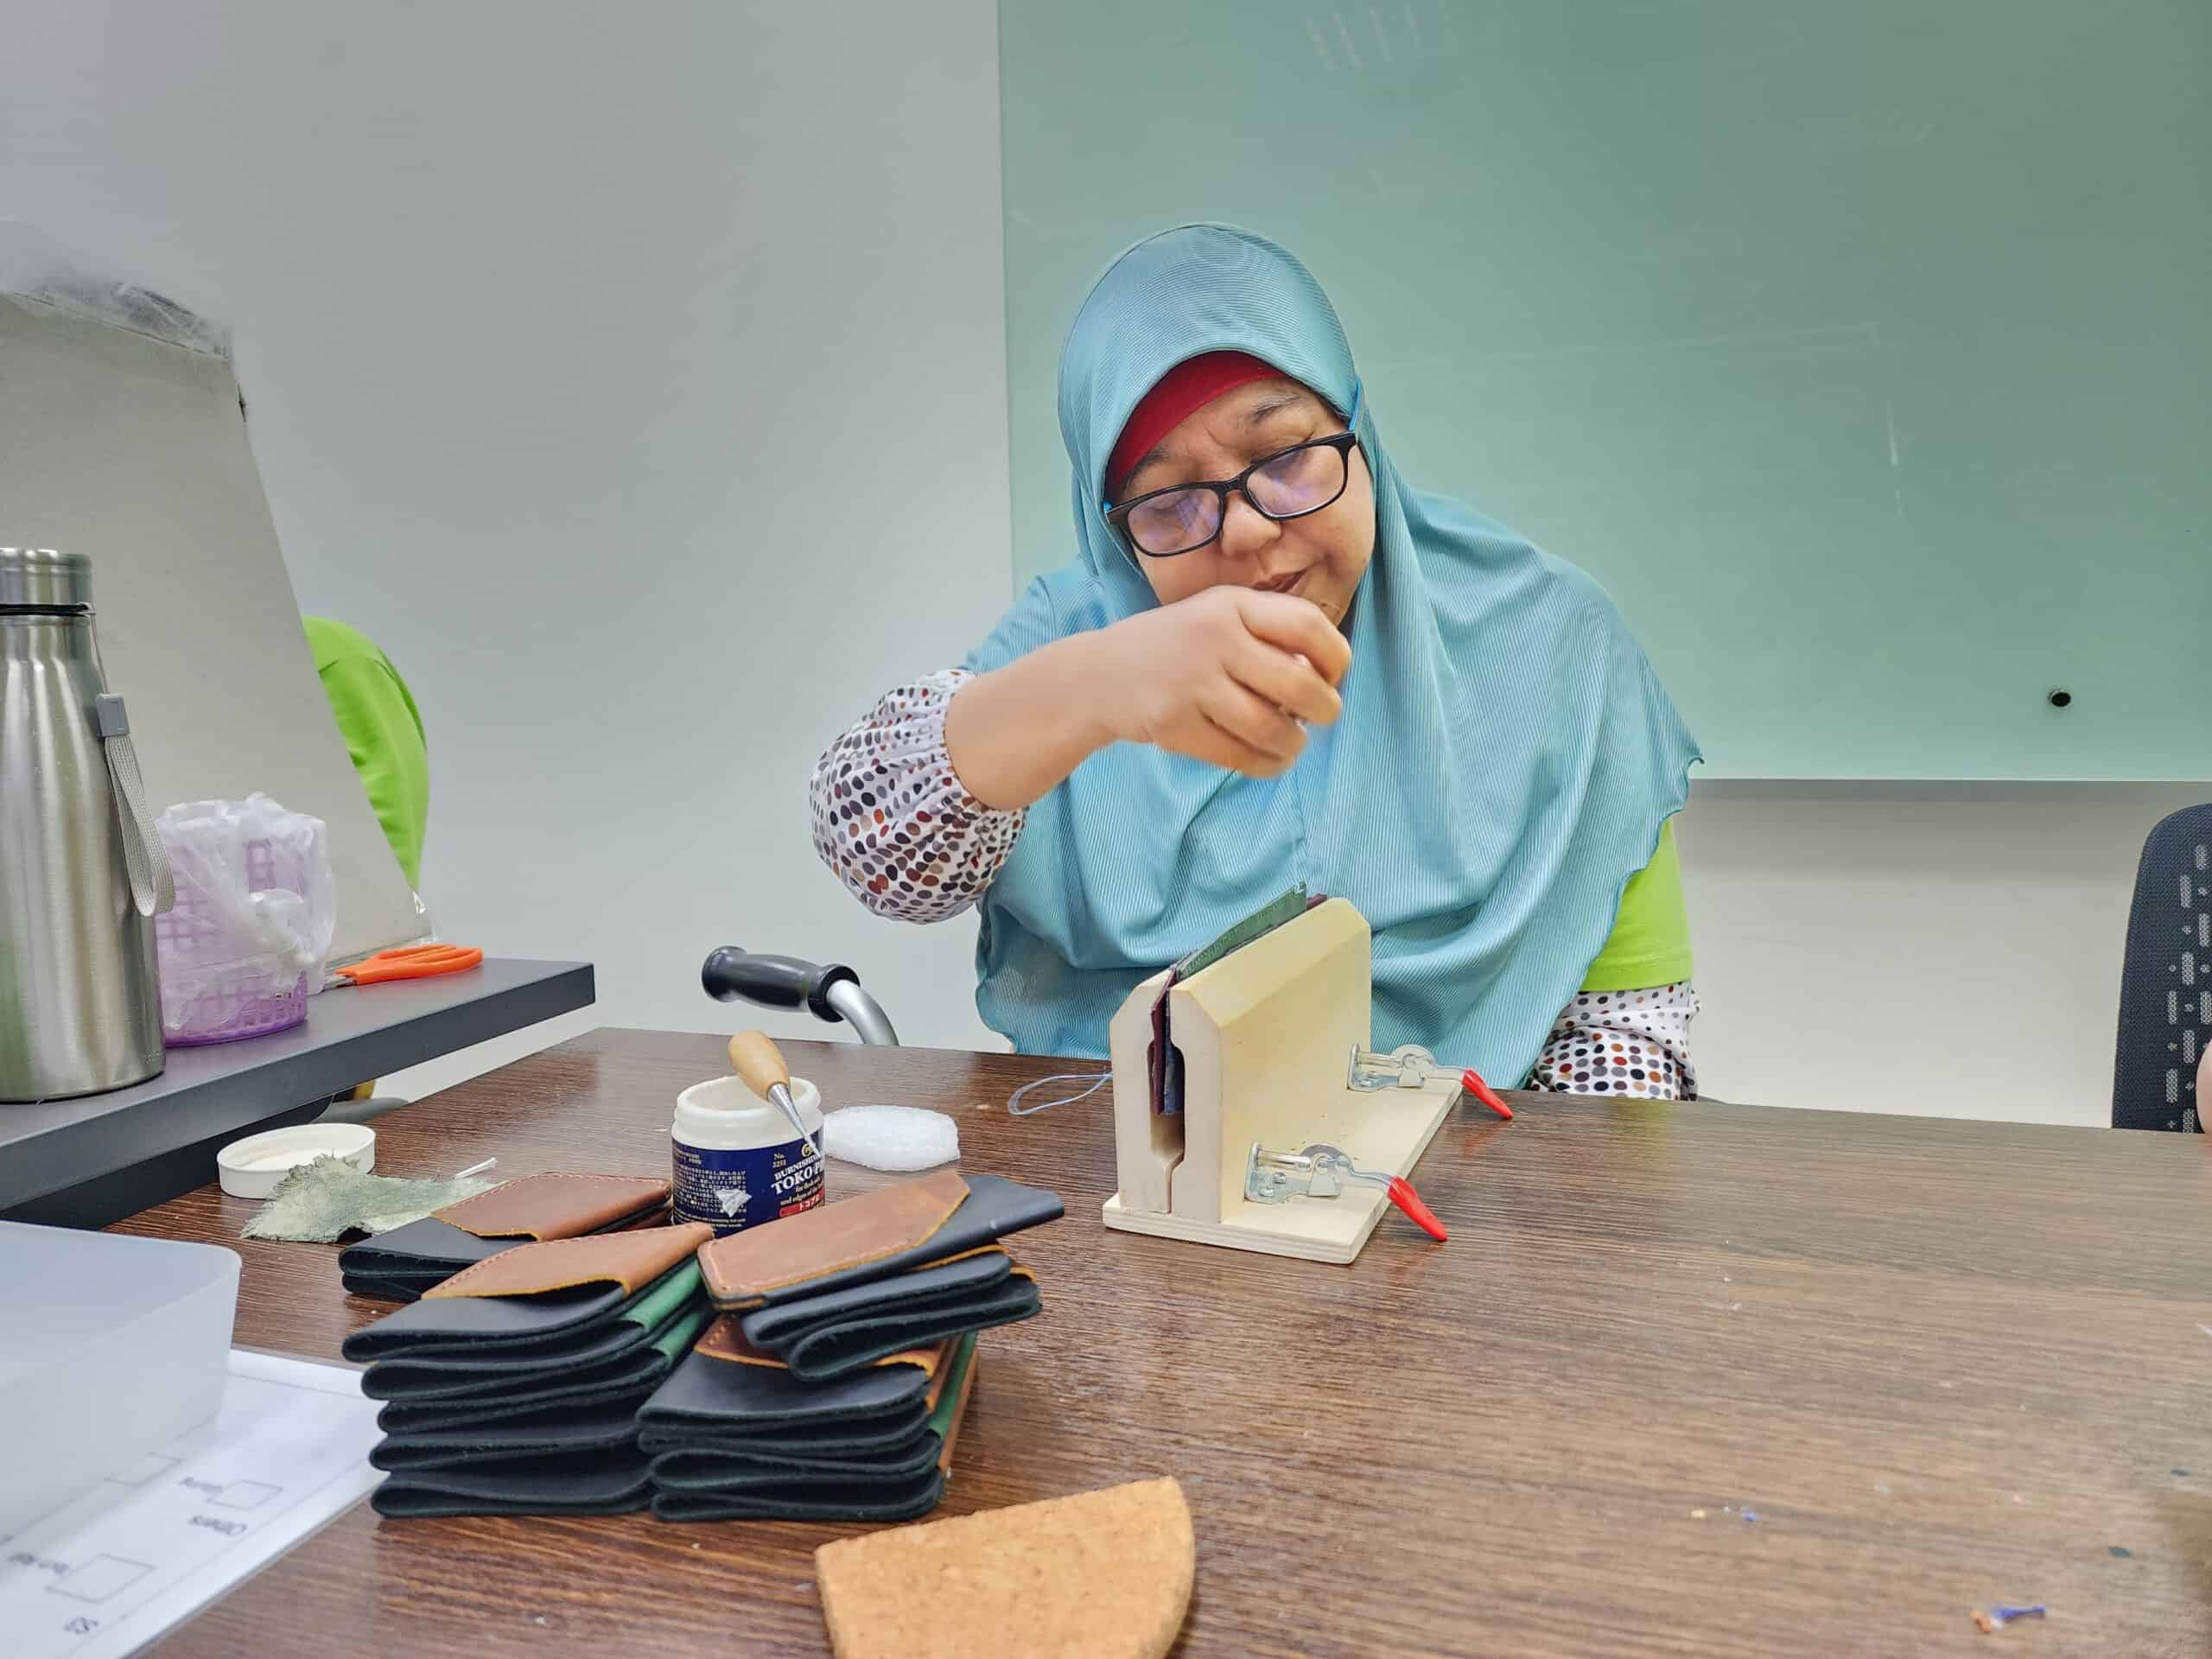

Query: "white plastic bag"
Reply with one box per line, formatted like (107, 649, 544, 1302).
(153, 794, 336, 1043)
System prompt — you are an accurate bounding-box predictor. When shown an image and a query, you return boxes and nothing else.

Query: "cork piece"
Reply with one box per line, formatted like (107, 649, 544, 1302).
(423, 1222, 712, 1300)
(814, 1477, 1192, 1659)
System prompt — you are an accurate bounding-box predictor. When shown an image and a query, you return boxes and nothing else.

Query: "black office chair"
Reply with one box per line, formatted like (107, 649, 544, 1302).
(2112, 804, 2212, 1130)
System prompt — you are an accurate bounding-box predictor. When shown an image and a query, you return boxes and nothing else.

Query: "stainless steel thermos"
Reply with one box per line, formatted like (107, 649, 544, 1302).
(1, 547, 172, 1101)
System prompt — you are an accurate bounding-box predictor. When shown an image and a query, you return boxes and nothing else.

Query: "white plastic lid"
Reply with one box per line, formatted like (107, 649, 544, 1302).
(215, 1122, 375, 1198)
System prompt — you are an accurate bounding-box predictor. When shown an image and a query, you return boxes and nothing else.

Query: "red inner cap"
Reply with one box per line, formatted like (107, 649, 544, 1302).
(1107, 350, 1284, 499)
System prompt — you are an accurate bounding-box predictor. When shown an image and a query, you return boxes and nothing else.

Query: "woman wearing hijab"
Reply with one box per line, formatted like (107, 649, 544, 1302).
(811, 226, 1701, 1098)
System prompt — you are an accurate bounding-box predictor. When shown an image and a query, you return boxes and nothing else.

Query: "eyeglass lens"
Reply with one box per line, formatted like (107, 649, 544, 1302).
(1123, 439, 1349, 556)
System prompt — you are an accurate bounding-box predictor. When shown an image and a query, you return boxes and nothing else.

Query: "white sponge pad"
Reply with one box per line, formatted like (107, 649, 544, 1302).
(821, 1104, 960, 1172)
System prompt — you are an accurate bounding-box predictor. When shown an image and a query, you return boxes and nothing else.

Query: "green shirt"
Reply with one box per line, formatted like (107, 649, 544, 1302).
(303, 617, 429, 889)
(1581, 817, 1693, 992)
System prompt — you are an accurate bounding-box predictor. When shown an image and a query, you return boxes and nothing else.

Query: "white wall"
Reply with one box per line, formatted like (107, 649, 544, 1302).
(7, 1, 2198, 1127)
(3, 0, 1012, 1096)
(1680, 783, 2206, 1124)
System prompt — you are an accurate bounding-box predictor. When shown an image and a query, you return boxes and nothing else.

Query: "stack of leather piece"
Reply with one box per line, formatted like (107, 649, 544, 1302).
(343, 1221, 716, 1517)
(639, 1168, 1061, 1522)
(338, 1172, 672, 1301)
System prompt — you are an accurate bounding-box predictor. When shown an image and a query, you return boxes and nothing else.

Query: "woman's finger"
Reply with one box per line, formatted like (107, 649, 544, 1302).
(1224, 636, 1344, 727)
(1234, 591, 1354, 685)
(1199, 677, 1308, 761)
(1166, 708, 1291, 778)
(1195, 712, 1294, 778)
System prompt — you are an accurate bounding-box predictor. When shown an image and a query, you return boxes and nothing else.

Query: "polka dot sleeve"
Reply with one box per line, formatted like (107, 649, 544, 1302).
(1527, 981, 1700, 1101)
(810, 670, 1025, 924)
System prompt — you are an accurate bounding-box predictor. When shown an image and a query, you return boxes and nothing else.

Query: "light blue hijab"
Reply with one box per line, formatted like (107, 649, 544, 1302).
(965, 226, 1699, 1082)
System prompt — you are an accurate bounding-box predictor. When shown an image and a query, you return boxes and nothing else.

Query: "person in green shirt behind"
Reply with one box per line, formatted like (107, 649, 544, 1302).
(302, 617, 429, 891)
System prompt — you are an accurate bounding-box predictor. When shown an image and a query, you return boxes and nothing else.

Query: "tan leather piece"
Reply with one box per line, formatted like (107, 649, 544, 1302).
(424, 1222, 712, 1300)
(433, 1172, 670, 1241)
(694, 1315, 945, 1376)
(697, 1168, 969, 1308)
(694, 1315, 779, 1367)
(933, 1348, 979, 1473)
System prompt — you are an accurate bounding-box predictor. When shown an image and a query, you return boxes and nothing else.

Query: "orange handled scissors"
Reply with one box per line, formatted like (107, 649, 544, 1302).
(326, 944, 485, 988)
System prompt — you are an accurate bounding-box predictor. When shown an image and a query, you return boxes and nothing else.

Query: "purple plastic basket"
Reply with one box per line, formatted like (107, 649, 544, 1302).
(156, 835, 314, 1046)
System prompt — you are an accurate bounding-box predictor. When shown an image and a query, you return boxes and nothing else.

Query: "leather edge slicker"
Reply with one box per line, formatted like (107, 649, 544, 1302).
(434, 1172, 672, 1241)
(424, 1222, 713, 1300)
(696, 1168, 969, 1306)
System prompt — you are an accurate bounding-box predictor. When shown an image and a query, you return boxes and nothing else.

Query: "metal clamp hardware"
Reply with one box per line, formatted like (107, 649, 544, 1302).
(1349, 1043, 1452, 1091)
(1244, 1140, 1449, 1242)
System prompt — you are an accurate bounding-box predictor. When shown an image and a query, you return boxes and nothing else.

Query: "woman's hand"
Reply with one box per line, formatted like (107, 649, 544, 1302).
(944, 587, 1351, 810)
(1090, 587, 1349, 777)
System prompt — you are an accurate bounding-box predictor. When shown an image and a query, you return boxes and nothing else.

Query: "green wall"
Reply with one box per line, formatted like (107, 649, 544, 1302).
(999, 0, 2209, 778)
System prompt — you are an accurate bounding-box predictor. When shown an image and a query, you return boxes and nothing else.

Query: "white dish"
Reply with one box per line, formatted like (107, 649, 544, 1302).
(215, 1122, 376, 1198)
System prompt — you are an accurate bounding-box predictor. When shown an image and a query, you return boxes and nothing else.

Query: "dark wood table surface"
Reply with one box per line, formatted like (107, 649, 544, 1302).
(112, 1028, 2211, 1657)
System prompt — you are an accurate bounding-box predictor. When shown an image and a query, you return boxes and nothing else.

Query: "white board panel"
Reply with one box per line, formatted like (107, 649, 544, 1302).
(1, 296, 426, 960)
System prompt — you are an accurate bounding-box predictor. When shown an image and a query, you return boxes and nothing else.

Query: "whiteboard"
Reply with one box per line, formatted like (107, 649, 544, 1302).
(999, 0, 2211, 779)
(0, 295, 428, 959)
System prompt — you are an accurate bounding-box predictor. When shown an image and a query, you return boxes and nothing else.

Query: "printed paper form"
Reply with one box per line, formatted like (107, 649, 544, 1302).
(0, 1348, 384, 1659)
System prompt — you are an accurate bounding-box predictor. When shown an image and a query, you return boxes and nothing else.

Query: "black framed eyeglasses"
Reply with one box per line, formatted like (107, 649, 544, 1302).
(1104, 430, 1362, 559)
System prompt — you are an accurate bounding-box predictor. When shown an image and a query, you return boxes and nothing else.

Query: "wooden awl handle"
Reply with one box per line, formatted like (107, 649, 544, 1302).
(728, 1030, 791, 1102)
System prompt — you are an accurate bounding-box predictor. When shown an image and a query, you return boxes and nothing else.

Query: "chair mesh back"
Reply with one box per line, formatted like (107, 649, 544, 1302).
(2112, 804, 2212, 1130)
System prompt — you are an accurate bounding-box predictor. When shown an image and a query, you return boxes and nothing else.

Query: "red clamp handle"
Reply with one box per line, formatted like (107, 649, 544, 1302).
(1386, 1176, 1448, 1242)
(1460, 1069, 1513, 1120)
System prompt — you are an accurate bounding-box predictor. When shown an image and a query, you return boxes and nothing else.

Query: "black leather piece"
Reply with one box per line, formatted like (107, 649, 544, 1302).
(341, 1249, 709, 1364)
(769, 1275, 1039, 1382)
(719, 1173, 1063, 1312)
(372, 1402, 642, 1470)
(370, 1448, 653, 1517)
(648, 1430, 945, 1491)
(361, 1293, 702, 1399)
(369, 1299, 711, 1432)
(376, 1361, 665, 1435)
(341, 1278, 634, 1360)
(342, 1273, 449, 1302)
(740, 1249, 1009, 1346)
(339, 1192, 671, 1304)
(638, 1344, 935, 1434)
(637, 1401, 931, 1459)
(338, 1218, 514, 1300)
(649, 1468, 944, 1523)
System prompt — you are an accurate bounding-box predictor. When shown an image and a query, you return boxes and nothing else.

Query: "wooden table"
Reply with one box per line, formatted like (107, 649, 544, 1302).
(114, 1029, 2211, 1657)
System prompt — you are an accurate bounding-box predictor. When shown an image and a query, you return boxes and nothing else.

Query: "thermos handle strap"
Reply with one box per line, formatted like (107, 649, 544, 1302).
(95, 694, 175, 918)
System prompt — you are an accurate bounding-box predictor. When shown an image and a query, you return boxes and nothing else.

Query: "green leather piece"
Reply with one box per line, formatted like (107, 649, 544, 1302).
(1174, 884, 1308, 978)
